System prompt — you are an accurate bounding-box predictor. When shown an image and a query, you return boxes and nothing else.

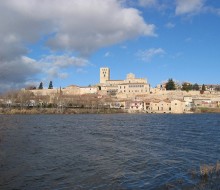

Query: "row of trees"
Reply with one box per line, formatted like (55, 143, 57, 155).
(165, 78, 206, 91)
(0, 89, 114, 110)
(181, 83, 206, 92)
(25, 81, 53, 90)
(38, 81, 53, 90)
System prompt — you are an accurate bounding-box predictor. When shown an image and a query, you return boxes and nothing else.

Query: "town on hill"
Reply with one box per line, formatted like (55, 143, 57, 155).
(1, 67, 220, 114)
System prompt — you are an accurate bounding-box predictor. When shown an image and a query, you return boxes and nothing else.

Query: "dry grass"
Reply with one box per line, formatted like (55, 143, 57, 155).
(200, 164, 214, 178)
(200, 161, 220, 180)
(216, 161, 220, 175)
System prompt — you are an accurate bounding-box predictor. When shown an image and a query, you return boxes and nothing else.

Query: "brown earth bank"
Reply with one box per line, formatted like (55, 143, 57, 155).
(195, 107, 220, 113)
(0, 107, 126, 114)
(1, 107, 220, 114)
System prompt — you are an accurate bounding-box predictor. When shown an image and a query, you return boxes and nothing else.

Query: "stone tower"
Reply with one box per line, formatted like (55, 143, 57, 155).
(100, 67, 110, 84)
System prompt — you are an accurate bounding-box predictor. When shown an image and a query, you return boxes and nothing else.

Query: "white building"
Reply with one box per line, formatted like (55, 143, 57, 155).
(79, 86, 98, 95)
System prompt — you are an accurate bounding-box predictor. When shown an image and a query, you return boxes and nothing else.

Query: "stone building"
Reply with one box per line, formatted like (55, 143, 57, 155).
(99, 67, 150, 97)
(143, 99, 187, 114)
(100, 67, 110, 84)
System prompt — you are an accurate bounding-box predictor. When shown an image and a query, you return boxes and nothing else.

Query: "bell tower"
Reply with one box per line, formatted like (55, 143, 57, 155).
(100, 67, 110, 84)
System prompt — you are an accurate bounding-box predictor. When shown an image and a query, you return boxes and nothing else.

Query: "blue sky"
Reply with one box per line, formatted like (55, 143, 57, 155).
(0, 0, 220, 91)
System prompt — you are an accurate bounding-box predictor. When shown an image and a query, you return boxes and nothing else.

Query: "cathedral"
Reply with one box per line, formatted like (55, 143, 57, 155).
(99, 67, 150, 96)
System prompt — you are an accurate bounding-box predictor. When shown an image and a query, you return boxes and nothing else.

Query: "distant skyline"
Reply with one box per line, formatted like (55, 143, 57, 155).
(0, 0, 220, 92)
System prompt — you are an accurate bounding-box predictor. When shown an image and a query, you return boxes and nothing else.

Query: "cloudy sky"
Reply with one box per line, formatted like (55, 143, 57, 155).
(0, 0, 220, 91)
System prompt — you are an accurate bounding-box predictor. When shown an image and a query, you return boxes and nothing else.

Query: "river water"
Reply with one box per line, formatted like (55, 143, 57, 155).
(0, 114, 220, 189)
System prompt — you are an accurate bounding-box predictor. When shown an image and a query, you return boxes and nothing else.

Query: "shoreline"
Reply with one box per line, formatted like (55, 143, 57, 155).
(0, 107, 127, 115)
(1, 107, 220, 115)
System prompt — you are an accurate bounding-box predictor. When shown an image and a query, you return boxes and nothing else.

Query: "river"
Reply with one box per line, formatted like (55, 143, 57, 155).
(0, 114, 220, 189)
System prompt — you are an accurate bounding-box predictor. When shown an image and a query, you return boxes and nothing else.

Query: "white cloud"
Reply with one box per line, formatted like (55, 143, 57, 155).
(171, 52, 183, 59)
(0, 0, 156, 91)
(165, 22, 175, 29)
(138, 0, 157, 7)
(0, 56, 41, 92)
(0, 54, 89, 92)
(40, 55, 89, 68)
(175, 0, 204, 15)
(121, 45, 127, 49)
(1, 0, 155, 55)
(104, 52, 111, 57)
(137, 0, 169, 11)
(46, 67, 68, 80)
(76, 68, 88, 74)
(39, 54, 89, 80)
(203, 6, 220, 16)
(137, 48, 165, 62)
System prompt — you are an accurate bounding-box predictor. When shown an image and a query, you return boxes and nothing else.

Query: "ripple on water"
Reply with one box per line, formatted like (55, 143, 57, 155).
(0, 114, 220, 189)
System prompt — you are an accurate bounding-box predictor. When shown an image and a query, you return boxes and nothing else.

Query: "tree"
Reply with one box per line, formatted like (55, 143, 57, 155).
(182, 82, 192, 92)
(26, 86, 36, 90)
(200, 84, 206, 94)
(48, 81, 53, 89)
(202, 84, 206, 91)
(215, 86, 220, 91)
(192, 83, 199, 91)
(165, 78, 176, 90)
(38, 82, 43, 89)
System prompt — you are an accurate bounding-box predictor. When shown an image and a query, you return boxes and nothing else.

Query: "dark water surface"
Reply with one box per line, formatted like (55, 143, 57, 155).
(0, 114, 220, 189)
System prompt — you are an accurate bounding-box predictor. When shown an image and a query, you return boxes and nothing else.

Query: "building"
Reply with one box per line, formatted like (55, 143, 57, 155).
(30, 85, 98, 96)
(99, 67, 150, 97)
(146, 99, 171, 113)
(193, 98, 218, 108)
(125, 101, 144, 113)
(143, 99, 187, 114)
(100, 67, 110, 84)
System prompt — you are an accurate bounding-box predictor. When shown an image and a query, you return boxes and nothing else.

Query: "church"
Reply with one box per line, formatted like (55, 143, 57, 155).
(99, 67, 150, 97)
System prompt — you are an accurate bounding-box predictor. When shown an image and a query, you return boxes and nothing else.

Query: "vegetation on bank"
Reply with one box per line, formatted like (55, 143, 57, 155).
(196, 107, 220, 113)
(0, 107, 126, 115)
(1, 87, 220, 115)
(1, 107, 220, 115)
(161, 161, 220, 190)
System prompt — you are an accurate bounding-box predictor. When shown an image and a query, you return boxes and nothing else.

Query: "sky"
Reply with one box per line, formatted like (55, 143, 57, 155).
(0, 0, 220, 92)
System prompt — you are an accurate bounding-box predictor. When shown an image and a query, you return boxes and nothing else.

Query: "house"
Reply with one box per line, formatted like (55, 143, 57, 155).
(126, 101, 144, 113)
(193, 99, 218, 108)
(144, 99, 187, 114)
(171, 100, 186, 113)
(146, 100, 171, 113)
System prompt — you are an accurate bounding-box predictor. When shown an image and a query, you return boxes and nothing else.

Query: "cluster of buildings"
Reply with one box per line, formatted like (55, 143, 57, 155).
(99, 67, 150, 97)
(22, 67, 220, 113)
(29, 67, 151, 97)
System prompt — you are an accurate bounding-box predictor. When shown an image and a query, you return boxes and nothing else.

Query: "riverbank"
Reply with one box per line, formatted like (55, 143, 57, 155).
(195, 107, 220, 113)
(0, 107, 126, 114)
(1, 107, 220, 114)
